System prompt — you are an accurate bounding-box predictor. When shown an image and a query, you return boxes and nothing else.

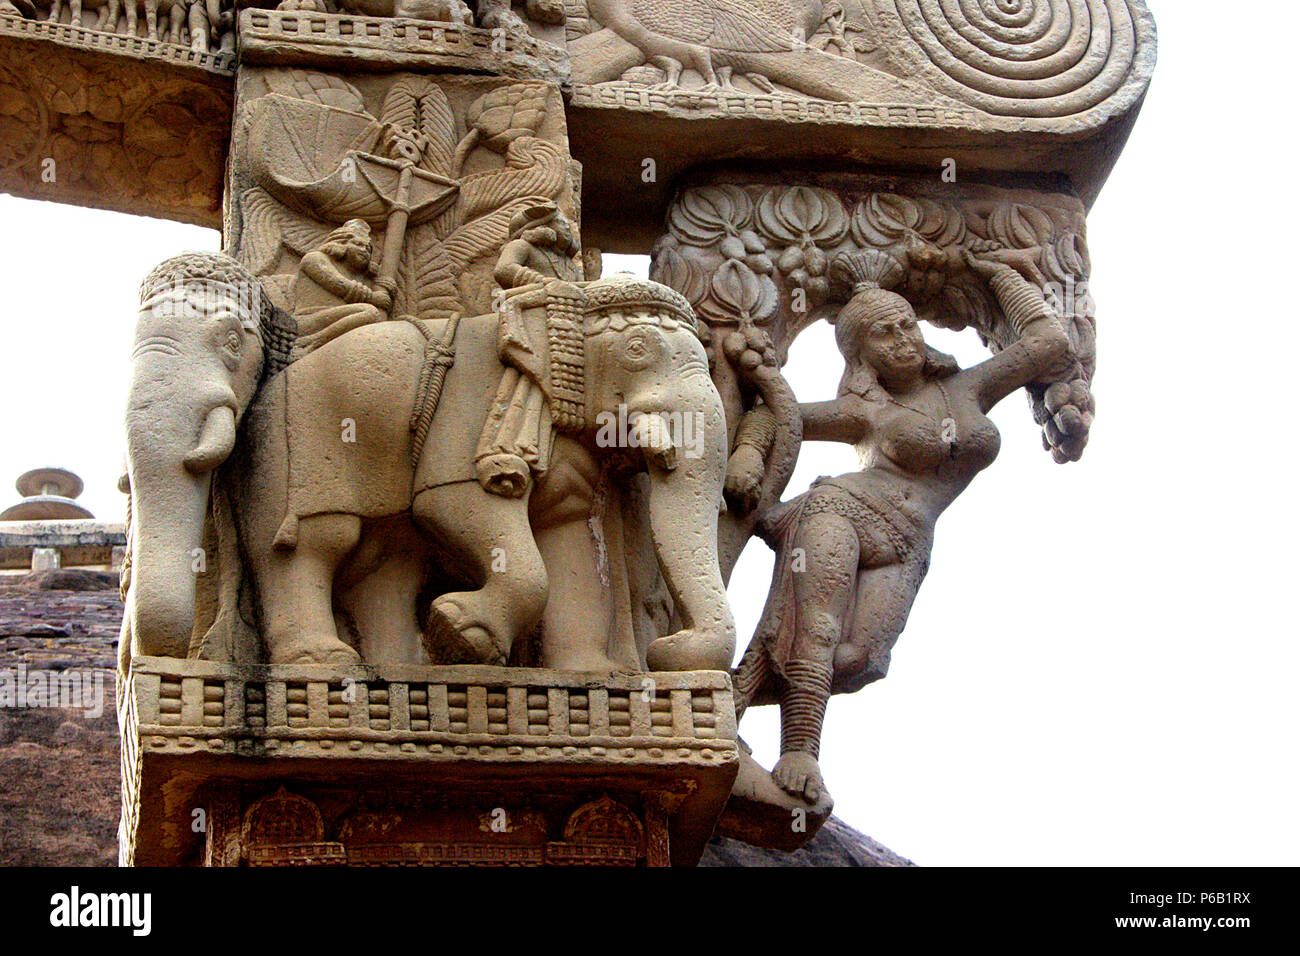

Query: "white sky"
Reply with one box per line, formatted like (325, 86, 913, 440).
(1, 0, 1296, 864)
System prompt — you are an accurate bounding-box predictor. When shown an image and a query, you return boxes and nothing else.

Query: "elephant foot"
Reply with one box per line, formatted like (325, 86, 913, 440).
(646, 628, 732, 672)
(424, 597, 508, 666)
(270, 635, 362, 666)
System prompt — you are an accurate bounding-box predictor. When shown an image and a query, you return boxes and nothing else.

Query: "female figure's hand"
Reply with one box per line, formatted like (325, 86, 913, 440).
(964, 247, 1046, 287)
(725, 444, 766, 514)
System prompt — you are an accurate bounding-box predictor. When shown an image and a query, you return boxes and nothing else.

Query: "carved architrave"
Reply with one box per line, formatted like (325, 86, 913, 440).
(237, 8, 570, 83)
(0, 14, 232, 225)
(564, 0, 1155, 248)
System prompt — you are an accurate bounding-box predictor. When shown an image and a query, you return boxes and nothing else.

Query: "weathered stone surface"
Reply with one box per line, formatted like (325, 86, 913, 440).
(120, 656, 738, 866)
(567, 0, 1157, 249)
(0, 572, 906, 866)
(237, 8, 570, 82)
(0, 520, 126, 571)
(0, 14, 233, 226)
(701, 816, 913, 867)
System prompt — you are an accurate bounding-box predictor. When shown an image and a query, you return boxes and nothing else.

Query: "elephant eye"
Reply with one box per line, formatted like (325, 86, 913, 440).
(224, 331, 241, 354)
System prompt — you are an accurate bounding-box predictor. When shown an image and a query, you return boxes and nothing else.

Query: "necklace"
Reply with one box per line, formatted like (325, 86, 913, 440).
(886, 381, 959, 458)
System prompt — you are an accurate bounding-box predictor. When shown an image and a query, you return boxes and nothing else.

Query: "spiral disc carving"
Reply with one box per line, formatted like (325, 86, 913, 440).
(873, 0, 1154, 118)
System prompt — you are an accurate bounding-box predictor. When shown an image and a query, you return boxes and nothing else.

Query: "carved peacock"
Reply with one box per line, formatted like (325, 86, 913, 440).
(587, 0, 829, 91)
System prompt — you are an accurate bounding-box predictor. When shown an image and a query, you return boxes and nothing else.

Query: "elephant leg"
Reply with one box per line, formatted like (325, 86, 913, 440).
(412, 482, 547, 666)
(341, 553, 426, 666)
(260, 513, 363, 665)
(336, 520, 429, 666)
(638, 405, 737, 672)
(169, 2, 185, 42)
(187, 0, 208, 51)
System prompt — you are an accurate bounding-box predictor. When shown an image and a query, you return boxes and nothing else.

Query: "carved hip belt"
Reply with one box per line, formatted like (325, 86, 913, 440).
(803, 476, 928, 567)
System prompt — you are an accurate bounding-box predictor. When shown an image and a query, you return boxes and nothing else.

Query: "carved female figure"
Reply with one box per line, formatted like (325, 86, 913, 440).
(733, 249, 1075, 803)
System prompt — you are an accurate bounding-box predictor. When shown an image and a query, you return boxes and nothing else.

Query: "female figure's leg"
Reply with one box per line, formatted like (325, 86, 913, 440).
(772, 511, 858, 802)
(833, 555, 929, 695)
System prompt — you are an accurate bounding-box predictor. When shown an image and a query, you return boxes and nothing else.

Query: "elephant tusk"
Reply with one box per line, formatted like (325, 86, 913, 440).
(632, 413, 679, 471)
(184, 405, 237, 474)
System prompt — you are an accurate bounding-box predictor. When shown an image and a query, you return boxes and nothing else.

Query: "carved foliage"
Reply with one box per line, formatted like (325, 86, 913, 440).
(654, 182, 1097, 461)
(230, 70, 575, 322)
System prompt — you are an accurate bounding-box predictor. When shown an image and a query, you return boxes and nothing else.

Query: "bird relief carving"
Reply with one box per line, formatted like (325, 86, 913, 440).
(569, 0, 942, 104)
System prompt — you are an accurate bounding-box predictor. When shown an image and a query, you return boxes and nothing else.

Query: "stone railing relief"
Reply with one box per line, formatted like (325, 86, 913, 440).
(7, 0, 237, 53)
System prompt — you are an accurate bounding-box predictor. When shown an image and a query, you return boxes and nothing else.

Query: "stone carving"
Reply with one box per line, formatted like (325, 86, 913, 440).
(571, 0, 1154, 120)
(0, 0, 1157, 866)
(152, 66, 737, 676)
(0, 20, 232, 224)
(237, 7, 570, 80)
(871, 0, 1156, 119)
(272, 0, 561, 32)
(221, 270, 733, 671)
(654, 181, 1097, 464)
(120, 658, 737, 865)
(574, 0, 941, 103)
(566, 0, 1154, 251)
(647, 176, 1094, 842)
(231, 71, 571, 320)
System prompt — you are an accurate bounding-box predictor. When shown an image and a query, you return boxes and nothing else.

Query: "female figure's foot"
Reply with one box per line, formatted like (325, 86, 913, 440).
(772, 750, 827, 804)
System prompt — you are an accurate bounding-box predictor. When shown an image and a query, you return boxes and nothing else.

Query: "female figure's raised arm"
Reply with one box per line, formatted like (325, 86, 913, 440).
(962, 252, 1074, 413)
(800, 393, 874, 445)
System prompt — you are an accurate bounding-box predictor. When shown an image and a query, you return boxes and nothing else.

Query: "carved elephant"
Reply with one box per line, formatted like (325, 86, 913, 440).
(120, 253, 268, 664)
(232, 275, 736, 672)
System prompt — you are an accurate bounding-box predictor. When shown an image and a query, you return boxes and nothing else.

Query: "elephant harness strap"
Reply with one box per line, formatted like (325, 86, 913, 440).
(408, 313, 461, 470)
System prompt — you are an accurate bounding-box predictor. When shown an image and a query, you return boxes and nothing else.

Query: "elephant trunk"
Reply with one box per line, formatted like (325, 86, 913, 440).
(125, 387, 238, 659)
(126, 471, 211, 659)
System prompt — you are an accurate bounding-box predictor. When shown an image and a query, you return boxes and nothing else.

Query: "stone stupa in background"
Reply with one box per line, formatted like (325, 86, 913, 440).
(0, 468, 95, 522)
